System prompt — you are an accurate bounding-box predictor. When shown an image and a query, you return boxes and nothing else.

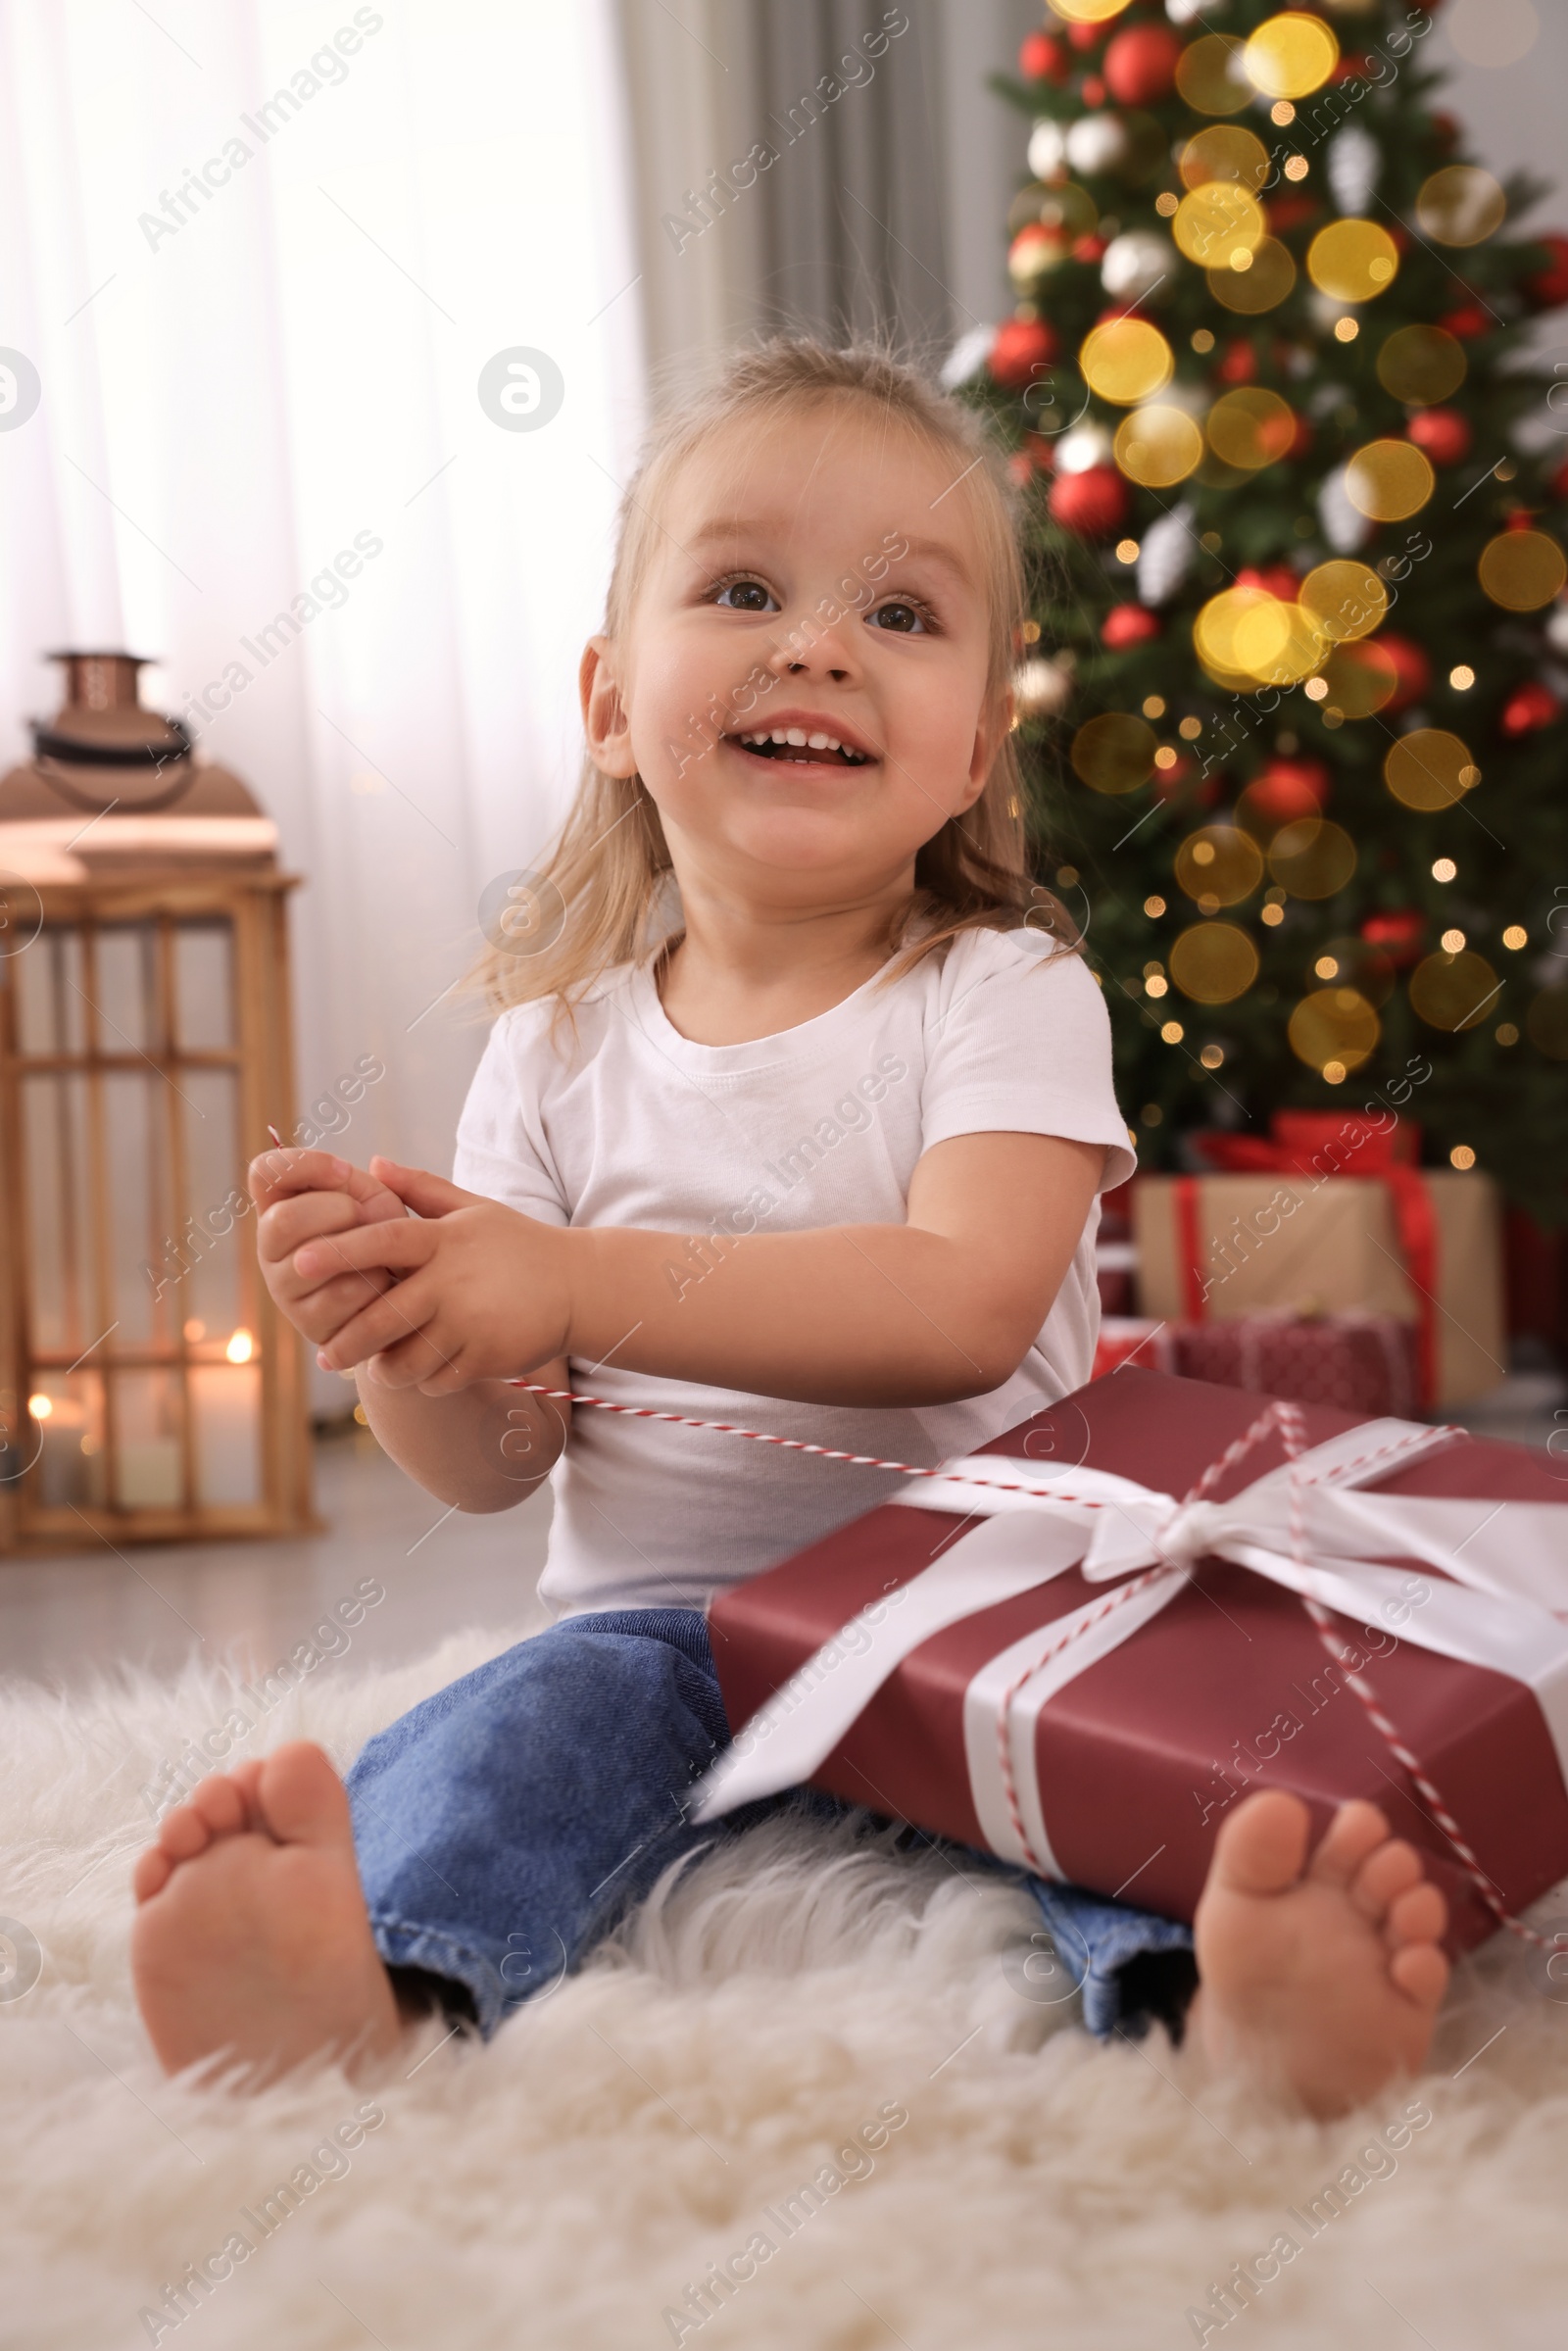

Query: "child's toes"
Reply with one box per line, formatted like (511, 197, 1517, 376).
(1347, 1833, 1424, 1923)
(1390, 1935, 1449, 2012)
(132, 1845, 174, 1903)
(187, 1772, 248, 1837)
(1208, 1788, 1312, 1895)
(155, 1799, 219, 1864)
(1304, 1798, 1390, 1888)
(1385, 1878, 1446, 1952)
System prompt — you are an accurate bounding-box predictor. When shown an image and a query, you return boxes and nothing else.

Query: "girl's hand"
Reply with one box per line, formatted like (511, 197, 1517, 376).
(291, 1157, 572, 1396)
(250, 1148, 408, 1355)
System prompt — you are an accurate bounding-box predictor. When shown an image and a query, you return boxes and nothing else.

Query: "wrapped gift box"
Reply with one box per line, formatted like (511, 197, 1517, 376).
(1132, 1169, 1504, 1407)
(704, 1368, 1568, 1953)
(1093, 1312, 1418, 1417)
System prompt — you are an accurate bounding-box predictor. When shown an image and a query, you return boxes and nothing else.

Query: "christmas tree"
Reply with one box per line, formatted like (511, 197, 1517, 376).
(951, 0, 1568, 1224)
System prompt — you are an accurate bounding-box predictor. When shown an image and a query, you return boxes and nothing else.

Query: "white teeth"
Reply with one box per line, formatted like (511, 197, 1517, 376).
(733, 726, 866, 759)
(808, 731, 829, 750)
(785, 727, 808, 746)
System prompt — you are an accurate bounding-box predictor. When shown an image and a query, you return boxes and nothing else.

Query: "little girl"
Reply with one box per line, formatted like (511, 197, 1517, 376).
(130, 338, 1449, 2119)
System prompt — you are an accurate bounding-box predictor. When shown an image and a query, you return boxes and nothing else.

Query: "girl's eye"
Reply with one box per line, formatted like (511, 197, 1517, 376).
(711, 576, 778, 612)
(865, 598, 933, 635)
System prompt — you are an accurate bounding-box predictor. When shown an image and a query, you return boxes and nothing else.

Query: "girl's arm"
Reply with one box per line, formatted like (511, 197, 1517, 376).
(297, 1131, 1106, 1408)
(352, 1357, 569, 1512)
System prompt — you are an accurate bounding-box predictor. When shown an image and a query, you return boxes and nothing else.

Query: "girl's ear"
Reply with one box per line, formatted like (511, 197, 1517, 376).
(580, 636, 638, 777)
(958, 689, 1014, 813)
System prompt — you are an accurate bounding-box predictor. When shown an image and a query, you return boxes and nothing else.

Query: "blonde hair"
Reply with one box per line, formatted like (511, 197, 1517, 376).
(456, 334, 1072, 1024)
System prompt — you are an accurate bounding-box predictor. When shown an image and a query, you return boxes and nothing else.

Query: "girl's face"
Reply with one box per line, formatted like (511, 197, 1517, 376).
(584, 400, 1007, 911)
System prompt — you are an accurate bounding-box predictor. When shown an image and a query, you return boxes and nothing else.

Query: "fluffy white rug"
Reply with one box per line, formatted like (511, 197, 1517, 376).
(6, 1629, 1568, 2350)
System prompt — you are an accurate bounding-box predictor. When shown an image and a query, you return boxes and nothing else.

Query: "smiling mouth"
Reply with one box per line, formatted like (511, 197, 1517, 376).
(728, 727, 872, 768)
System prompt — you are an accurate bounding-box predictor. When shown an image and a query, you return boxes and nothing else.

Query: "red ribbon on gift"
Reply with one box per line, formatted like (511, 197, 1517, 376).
(1175, 1114, 1440, 1407)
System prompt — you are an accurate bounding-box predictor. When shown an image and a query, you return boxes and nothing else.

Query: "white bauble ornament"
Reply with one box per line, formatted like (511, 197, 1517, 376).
(1013, 656, 1075, 719)
(1166, 0, 1216, 21)
(1544, 602, 1568, 656)
(1055, 421, 1114, 474)
(1066, 114, 1131, 177)
(1027, 119, 1068, 182)
(1327, 125, 1380, 217)
(1101, 230, 1176, 304)
(939, 325, 997, 391)
(1137, 502, 1197, 606)
(1318, 465, 1372, 554)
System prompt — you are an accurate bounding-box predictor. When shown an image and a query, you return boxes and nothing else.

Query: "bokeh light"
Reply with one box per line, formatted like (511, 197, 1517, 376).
(1344, 440, 1435, 521)
(1289, 986, 1380, 1073)
(1209, 237, 1298, 313)
(1114, 405, 1204, 486)
(1384, 729, 1481, 811)
(1173, 182, 1265, 268)
(1179, 124, 1271, 193)
(1267, 817, 1358, 899)
(1416, 166, 1506, 248)
(1316, 638, 1398, 719)
(1206, 387, 1298, 469)
(1169, 922, 1260, 1003)
(1298, 561, 1388, 645)
(1306, 220, 1399, 303)
(1526, 989, 1568, 1059)
(1244, 12, 1339, 100)
(1071, 712, 1158, 794)
(1173, 826, 1266, 906)
(1478, 529, 1567, 612)
(1079, 318, 1175, 405)
(1408, 950, 1500, 1031)
(1376, 323, 1467, 406)
(1175, 33, 1253, 115)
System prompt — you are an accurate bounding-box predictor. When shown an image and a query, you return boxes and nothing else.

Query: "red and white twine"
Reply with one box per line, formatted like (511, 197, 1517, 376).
(510, 1379, 1548, 1947)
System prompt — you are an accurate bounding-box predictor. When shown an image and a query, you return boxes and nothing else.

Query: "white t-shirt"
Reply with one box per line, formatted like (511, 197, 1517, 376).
(453, 926, 1135, 1618)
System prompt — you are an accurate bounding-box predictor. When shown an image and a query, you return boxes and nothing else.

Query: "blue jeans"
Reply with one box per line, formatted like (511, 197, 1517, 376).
(345, 1609, 1195, 2042)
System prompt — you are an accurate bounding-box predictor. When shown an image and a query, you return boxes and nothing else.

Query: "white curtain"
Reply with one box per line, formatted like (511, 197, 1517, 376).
(0, 0, 646, 1411)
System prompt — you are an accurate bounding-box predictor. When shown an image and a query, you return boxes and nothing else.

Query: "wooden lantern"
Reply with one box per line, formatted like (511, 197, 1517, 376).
(0, 652, 318, 1551)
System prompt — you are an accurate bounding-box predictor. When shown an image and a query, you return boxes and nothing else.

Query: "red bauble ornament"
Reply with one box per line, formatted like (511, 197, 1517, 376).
(1073, 233, 1108, 265)
(1048, 465, 1128, 538)
(1371, 632, 1432, 712)
(1102, 603, 1161, 650)
(1217, 339, 1257, 385)
(1437, 303, 1490, 339)
(1551, 455, 1568, 501)
(989, 316, 1058, 389)
(1242, 758, 1330, 826)
(1526, 232, 1568, 311)
(1066, 23, 1102, 52)
(1019, 29, 1069, 83)
(1405, 408, 1472, 465)
(1236, 564, 1301, 603)
(1428, 110, 1460, 149)
(1103, 24, 1183, 105)
(1360, 910, 1425, 967)
(1080, 73, 1106, 106)
(1333, 54, 1374, 84)
(1500, 681, 1561, 735)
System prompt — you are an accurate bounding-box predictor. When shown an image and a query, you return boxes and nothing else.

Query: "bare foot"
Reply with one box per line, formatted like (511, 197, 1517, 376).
(131, 1740, 404, 2085)
(1191, 1790, 1448, 2119)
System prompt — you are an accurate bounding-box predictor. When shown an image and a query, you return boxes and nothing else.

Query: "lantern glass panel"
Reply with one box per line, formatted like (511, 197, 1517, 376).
(21, 1071, 93, 1357)
(95, 926, 161, 1054)
(113, 1367, 185, 1509)
(15, 928, 86, 1056)
(104, 1070, 173, 1348)
(178, 1069, 246, 1344)
(173, 924, 234, 1052)
(29, 1371, 108, 1509)
(190, 1362, 262, 1505)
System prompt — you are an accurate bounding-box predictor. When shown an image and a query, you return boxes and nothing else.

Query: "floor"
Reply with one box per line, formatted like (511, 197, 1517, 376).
(0, 1416, 555, 1692)
(2, 1362, 1562, 1693)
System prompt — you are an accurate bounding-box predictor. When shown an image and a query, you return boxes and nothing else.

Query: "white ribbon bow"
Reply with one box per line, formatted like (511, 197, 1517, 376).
(693, 1416, 1568, 1875)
